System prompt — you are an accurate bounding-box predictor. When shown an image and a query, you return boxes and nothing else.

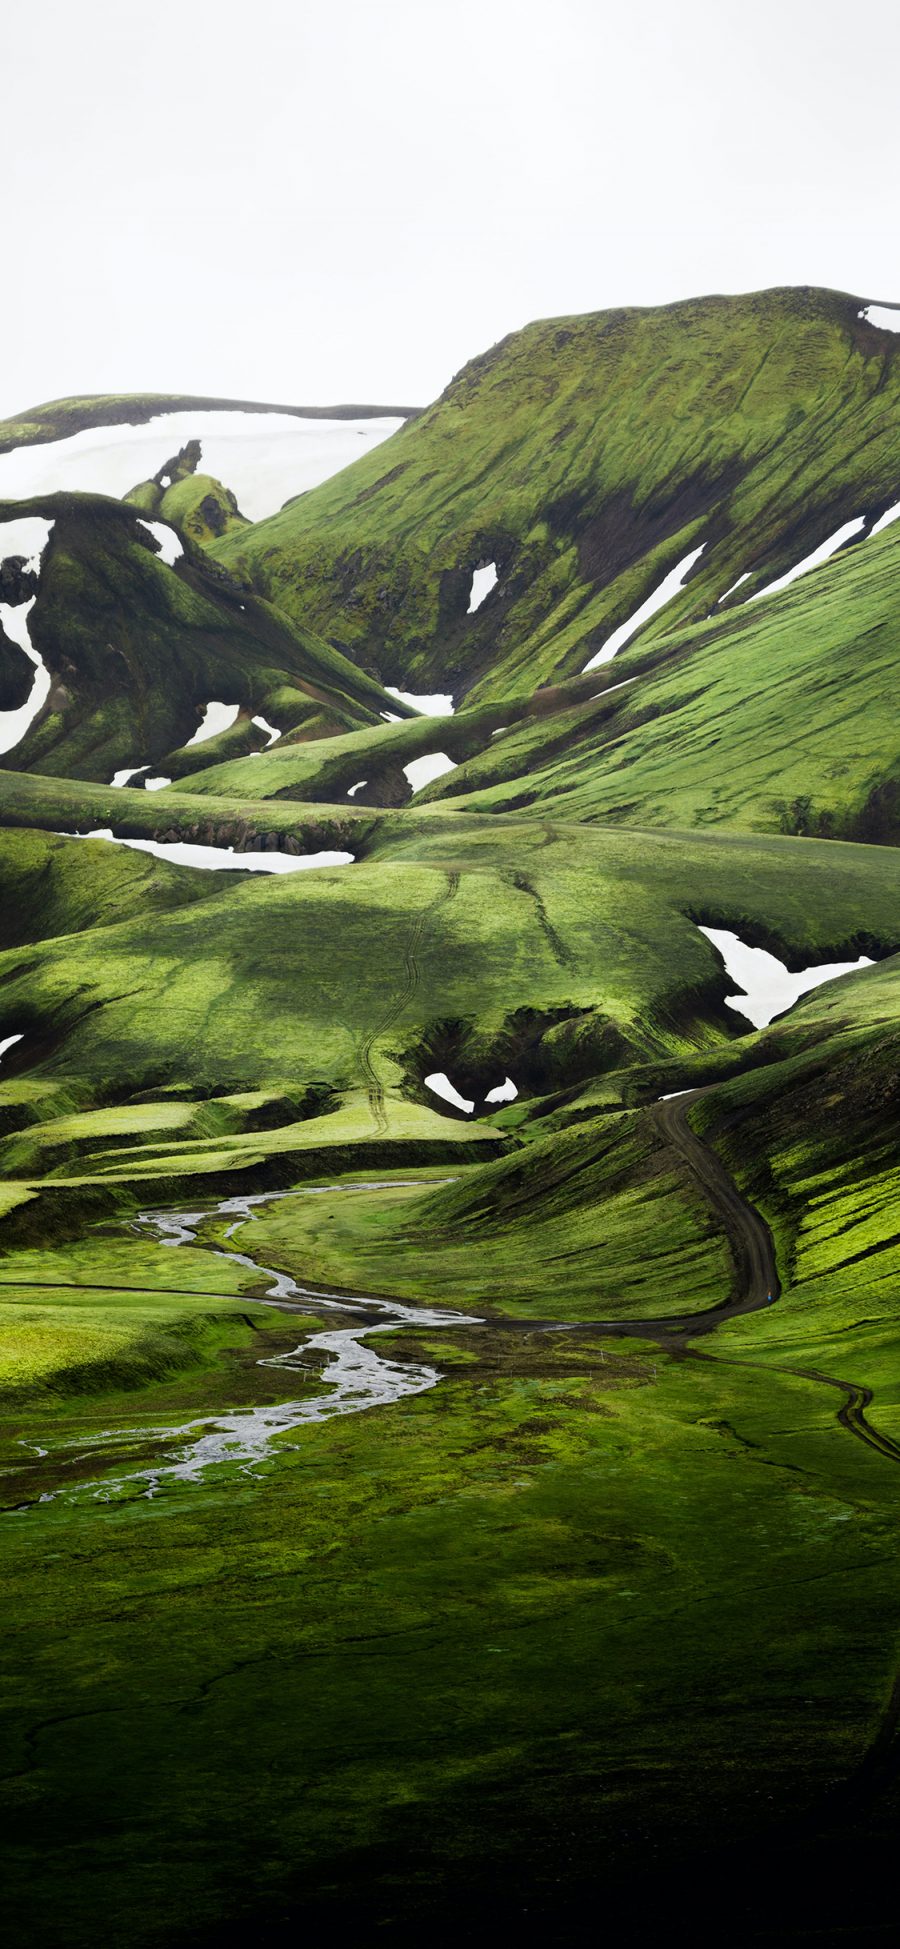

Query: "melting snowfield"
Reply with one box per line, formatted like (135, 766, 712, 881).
(385, 686, 455, 715)
(137, 518, 183, 566)
(0, 410, 403, 523)
(582, 544, 705, 670)
(749, 518, 866, 603)
(468, 563, 498, 612)
(700, 926, 873, 1029)
(0, 516, 55, 755)
(859, 304, 900, 333)
(871, 498, 900, 538)
(111, 765, 151, 788)
(109, 704, 281, 783)
(404, 752, 458, 793)
(717, 571, 752, 604)
(63, 831, 355, 874)
(185, 700, 241, 747)
(485, 1077, 518, 1104)
(425, 1071, 475, 1114)
(425, 1072, 518, 1113)
(0, 598, 49, 756)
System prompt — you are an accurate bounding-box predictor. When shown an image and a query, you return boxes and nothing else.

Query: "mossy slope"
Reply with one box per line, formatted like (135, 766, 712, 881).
(408, 516, 900, 839)
(213, 287, 900, 707)
(0, 818, 894, 1186)
(0, 494, 415, 782)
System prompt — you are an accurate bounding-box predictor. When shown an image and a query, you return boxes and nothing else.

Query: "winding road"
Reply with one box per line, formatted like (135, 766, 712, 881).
(642, 1093, 900, 1467)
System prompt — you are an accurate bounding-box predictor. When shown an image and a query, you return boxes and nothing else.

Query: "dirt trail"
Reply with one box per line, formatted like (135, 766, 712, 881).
(603, 1091, 900, 1472)
(552, 1088, 781, 1344)
(357, 870, 459, 1133)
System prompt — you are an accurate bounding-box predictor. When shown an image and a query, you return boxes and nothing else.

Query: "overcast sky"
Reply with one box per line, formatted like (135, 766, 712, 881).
(5, 0, 898, 417)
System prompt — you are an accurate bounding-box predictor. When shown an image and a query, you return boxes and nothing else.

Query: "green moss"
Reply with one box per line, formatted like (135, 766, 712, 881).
(0, 822, 894, 1139)
(214, 287, 900, 713)
(0, 493, 415, 782)
(414, 518, 900, 838)
(4, 1259, 900, 1943)
(158, 472, 249, 546)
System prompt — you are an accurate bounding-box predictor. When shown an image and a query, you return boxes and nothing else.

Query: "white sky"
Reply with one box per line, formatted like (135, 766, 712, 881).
(4, 0, 899, 418)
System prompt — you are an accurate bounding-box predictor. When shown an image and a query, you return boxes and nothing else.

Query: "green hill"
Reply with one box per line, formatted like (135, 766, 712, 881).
(404, 513, 900, 841)
(0, 493, 415, 781)
(213, 287, 900, 705)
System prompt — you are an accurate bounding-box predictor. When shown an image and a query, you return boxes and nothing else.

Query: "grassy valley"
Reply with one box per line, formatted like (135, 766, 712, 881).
(1, 290, 899, 1946)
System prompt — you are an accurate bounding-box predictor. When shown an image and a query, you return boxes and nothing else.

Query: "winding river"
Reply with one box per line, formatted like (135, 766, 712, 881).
(11, 1090, 899, 1508)
(76, 1187, 482, 1500)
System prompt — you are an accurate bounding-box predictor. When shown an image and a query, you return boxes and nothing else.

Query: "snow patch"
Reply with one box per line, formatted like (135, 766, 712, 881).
(425, 1072, 474, 1115)
(403, 752, 458, 794)
(0, 411, 403, 525)
(717, 571, 751, 603)
(347, 780, 368, 797)
(0, 1033, 24, 1062)
(0, 516, 55, 755)
(582, 544, 705, 671)
(0, 515, 54, 571)
(385, 685, 454, 716)
(138, 519, 183, 566)
(468, 563, 498, 613)
(0, 598, 50, 756)
(871, 498, 900, 538)
(699, 926, 873, 1030)
(185, 700, 240, 747)
(111, 765, 151, 788)
(251, 715, 281, 746)
(588, 675, 639, 702)
(144, 776, 171, 791)
(859, 304, 900, 333)
(380, 711, 402, 723)
(62, 832, 355, 875)
(749, 519, 865, 603)
(485, 1077, 518, 1104)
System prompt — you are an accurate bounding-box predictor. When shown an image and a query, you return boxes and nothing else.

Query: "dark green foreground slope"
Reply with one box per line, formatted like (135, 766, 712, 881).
(1, 292, 900, 1948)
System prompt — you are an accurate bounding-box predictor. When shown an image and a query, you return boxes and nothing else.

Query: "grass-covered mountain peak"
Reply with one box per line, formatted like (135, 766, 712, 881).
(213, 284, 900, 703)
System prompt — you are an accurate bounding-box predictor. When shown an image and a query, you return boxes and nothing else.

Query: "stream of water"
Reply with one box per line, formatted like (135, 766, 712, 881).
(70, 1186, 481, 1500)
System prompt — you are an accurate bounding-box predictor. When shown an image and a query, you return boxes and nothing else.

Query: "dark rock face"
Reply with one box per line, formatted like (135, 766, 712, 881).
(198, 490, 239, 538)
(0, 621, 35, 711)
(154, 440, 203, 486)
(0, 556, 39, 607)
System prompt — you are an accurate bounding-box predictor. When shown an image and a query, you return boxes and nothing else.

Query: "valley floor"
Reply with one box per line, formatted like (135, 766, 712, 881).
(2, 1088, 900, 1946)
